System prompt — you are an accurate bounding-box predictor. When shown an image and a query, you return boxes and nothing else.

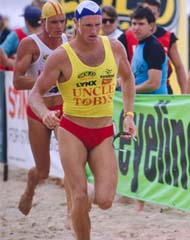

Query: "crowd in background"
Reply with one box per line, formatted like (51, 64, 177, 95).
(0, 0, 189, 93)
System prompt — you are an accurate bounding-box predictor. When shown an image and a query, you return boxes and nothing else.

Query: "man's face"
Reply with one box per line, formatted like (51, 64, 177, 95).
(142, 3, 160, 20)
(101, 12, 118, 36)
(43, 14, 66, 38)
(131, 18, 154, 41)
(76, 15, 102, 42)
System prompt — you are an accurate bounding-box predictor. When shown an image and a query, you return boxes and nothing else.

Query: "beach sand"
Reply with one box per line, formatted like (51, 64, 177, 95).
(1, 163, 190, 240)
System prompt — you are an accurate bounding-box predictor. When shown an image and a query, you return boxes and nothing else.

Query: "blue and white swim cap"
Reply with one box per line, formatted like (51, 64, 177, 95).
(74, 0, 102, 20)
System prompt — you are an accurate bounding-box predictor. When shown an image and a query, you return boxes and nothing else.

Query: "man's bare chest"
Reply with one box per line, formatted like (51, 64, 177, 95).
(76, 50, 105, 67)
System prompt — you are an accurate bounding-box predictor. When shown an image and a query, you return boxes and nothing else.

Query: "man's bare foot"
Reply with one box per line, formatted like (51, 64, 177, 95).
(18, 192, 34, 215)
(65, 214, 72, 230)
(65, 215, 76, 238)
(135, 200, 144, 211)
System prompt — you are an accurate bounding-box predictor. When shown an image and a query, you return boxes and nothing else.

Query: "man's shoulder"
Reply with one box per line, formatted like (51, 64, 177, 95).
(17, 34, 40, 55)
(155, 25, 172, 38)
(145, 35, 164, 49)
(155, 25, 177, 45)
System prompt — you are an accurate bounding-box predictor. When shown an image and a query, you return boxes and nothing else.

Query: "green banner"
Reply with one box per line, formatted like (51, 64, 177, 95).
(86, 92, 190, 211)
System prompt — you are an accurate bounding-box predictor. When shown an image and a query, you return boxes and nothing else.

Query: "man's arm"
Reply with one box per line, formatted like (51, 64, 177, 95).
(168, 42, 188, 94)
(135, 69, 162, 93)
(113, 40, 136, 137)
(13, 38, 36, 90)
(0, 48, 15, 68)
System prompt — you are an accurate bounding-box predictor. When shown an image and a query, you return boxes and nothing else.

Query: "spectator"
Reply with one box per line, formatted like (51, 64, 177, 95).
(131, 6, 168, 94)
(0, 5, 41, 69)
(118, 5, 168, 211)
(118, 0, 188, 94)
(101, 5, 123, 39)
(0, 15, 11, 44)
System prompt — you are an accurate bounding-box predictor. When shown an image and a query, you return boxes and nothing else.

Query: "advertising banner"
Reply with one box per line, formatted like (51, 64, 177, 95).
(85, 91, 190, 211)
(4, 72, 190, 211)
(113, 92, 190, 211)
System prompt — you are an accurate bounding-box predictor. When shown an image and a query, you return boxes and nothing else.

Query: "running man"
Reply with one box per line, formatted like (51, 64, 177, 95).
(28, 1, 136, 239)
(13, 0, 67, 216)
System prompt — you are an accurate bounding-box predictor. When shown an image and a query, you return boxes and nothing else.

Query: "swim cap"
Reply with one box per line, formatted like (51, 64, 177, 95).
(74, 0, 102, 20)
(42, 0, 64, 18)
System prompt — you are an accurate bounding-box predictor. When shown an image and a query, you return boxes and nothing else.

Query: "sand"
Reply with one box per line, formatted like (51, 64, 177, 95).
(1, 163, 190, 240)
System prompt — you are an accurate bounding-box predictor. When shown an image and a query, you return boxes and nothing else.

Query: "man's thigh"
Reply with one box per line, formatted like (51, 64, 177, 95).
(57, 127, 88, 190)
(88, 137, 118, 199)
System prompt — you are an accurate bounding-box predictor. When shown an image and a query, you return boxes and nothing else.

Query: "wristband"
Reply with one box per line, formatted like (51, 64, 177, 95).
(123, 111, 134, 118)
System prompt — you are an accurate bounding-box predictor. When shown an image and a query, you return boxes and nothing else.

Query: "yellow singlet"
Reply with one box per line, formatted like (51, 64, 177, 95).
(57, 36, 118, 117)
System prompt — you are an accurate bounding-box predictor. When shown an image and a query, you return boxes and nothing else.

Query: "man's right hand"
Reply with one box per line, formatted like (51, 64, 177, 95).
(42, 110, 61, 129)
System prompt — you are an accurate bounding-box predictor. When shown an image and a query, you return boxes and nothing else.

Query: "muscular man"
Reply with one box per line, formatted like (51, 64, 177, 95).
(118, 0, 188, 94)
(28, 1, 136, 239)
(13, 0, 67, 216)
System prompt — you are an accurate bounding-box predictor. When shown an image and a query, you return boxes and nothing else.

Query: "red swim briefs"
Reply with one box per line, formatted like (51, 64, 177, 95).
(59, 116, 114, 150)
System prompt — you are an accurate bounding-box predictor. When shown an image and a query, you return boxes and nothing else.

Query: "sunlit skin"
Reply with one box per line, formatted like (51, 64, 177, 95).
(41, 14, 66, 38)
(74, 15, 102, 44)
(101, 12, 118, 36)
(131, 18, 155, 41)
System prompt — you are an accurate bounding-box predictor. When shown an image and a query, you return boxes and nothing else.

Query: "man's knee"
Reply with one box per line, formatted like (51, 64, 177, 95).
(29, 167, 49, 181)
(72, 191, 89, 213)
(95, 195, 113, 210)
